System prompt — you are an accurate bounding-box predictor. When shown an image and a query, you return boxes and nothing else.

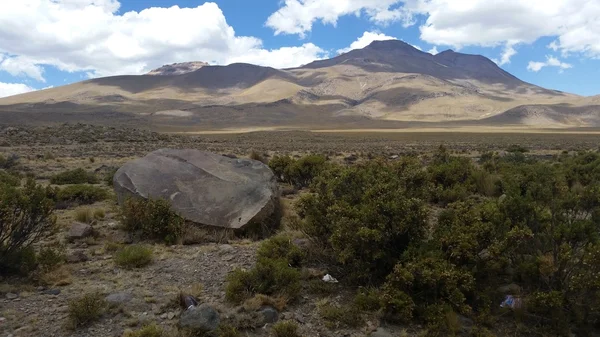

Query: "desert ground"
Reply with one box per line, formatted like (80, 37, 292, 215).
(1, 124, 600, 337)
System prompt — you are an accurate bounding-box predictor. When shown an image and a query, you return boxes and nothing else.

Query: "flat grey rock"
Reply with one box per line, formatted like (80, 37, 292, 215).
(179, 304, 220, 331)
(68, 222, 93, 239)
(105, 292, 133, 304)
(113, 149, 278, 229)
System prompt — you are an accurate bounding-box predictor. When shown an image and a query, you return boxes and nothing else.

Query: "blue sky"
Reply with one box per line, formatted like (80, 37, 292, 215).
(0, 0, 599, 97)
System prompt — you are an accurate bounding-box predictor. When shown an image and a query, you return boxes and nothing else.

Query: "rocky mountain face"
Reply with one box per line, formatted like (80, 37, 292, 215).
(0, 40, 596, 130)
(147, 62, 209, 76)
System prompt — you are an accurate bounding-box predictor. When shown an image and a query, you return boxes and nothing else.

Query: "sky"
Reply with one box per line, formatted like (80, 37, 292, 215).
(0, 0, 599, 98)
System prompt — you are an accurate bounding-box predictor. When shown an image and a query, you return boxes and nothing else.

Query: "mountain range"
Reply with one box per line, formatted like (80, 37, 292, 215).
(0, 40, 598, 131)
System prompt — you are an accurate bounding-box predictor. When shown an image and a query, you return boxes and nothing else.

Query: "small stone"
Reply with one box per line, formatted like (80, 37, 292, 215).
(68, 222, 93, 239)
(370, 328, 393, 337)
(36, 286, 45, 291)
(160, 313, 168, 319)
(167, 312, 175, 320)
(5, 293, 18, 300)
(43, 289, 61, 296)
(179, 304, 220, 332)
(67, 250, 89, 263)
(222, 254, 235, 262)
(294, 313, 305, 324)
(105, 292, 133, 304)
(259, 306, 279, 324)
(497, 283, 521, 294)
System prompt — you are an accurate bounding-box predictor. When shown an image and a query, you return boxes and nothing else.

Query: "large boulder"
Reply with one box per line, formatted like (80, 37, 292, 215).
(113, 149, 278, 229)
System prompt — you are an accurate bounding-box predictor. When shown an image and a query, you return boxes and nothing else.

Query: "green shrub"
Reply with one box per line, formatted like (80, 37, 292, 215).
(269, 154, 328, 188)
(317, 301, 364, 328)
(256, 235, 305, 267)
(216, 325, 240, 337)
(104, 167, 119, 187)
(37, 247, 65, 272)
(0, 179, 56, 275)
(0, 153, 19, 170)
(56, 184, 109, 205)
(50, 168, 98, 185)
(271, 321, 300, 337)
(225, 257, 301, 304)
(0, 170, 20, 186)
(122, 323, 163, 337)
(353, 288, 382, 312)
(120, 198, 183, 245)
(67, 292, 107, 329)
(298, 160, 428, 282)
(114, 245, 153, 269)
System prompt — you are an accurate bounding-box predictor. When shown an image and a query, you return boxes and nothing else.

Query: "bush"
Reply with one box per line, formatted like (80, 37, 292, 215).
(317, 301, 364, 328)
(55, 184, 109, 205)
(50, 168, 98, 185)
(37, 247, 66, 272)
(225, 258, 301, 304)
(104, 167, 119, 187)
(120, 197, 184, 245)
(114, 245, 153, 269)
(271, 321, 300, 337)
(269, 154, 328, 188)
(256, 235, 305, 267)
(0, 153, 19, 170)
(216, 325, 241, 337)
(0, 179, 56, 275)
(249, 150, 267, 164)
(0, 170, 20, 186)
(122, 323, 163, 337)
(298, 160, 428, 282)
(75, 208, 94, 223)
(93, 208, 106, 220)
(67, 292, 107, 329)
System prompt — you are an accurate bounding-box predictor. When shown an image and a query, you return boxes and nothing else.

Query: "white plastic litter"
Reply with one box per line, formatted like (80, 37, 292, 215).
(322, 274, 338, 283)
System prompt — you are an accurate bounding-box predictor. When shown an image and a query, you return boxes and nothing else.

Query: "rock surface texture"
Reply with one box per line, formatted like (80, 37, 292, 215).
(113, 149, 278, 229)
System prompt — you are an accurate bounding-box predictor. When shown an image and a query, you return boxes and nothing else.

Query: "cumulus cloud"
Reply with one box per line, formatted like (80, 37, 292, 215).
(0, 1, 327, 80)
(428, 46, 439, 55)
(266, 0, 414, 37)
(492, 42, 518, 66)
(0, 55, 46, 82)
(527, 56, 573, 72)
(266, 0, 600, 59)
(0, 82, 35, 98)
(337, 31, 424, 54)
(337, 31, 397, 54)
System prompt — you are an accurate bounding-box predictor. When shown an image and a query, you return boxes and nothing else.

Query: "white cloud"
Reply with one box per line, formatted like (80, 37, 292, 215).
(265, 0, 414, 37)
(0, 1, 327, 80)
(527, 56, 573, 72)
(266, 0, 600, 59)
(428, 46, 439, 55)
(337, 31, 424, 54)
(337, 31, 397, 54)
(0, 82, 35, 98)
(0, 55, 46, 82)
(492, 43, 518, 66)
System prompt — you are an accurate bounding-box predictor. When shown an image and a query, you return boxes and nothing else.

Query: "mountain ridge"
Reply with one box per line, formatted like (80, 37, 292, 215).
(0, 39, 596, 130)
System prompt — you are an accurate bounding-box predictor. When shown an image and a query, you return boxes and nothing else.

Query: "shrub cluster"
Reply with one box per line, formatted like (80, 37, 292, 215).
(119, 197, 184, 245)
(226, 235, 302, 304)
(292, 150, 600, 335)
(114, 244, 153, 269)
(67, 292, 107, 329)
(50, 184, 109, 205)
(0, 178, 56, 275)
(269, 154, 328, 188)
(50, 168, 99, 185)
